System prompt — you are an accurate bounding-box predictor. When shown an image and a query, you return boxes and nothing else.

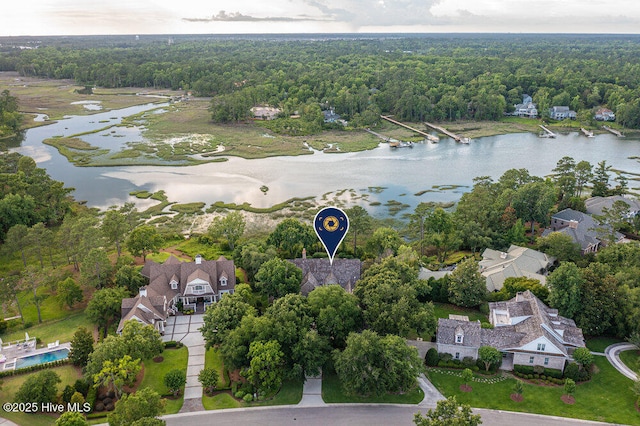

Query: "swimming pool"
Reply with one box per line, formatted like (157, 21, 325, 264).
(15, 348, 70, 369)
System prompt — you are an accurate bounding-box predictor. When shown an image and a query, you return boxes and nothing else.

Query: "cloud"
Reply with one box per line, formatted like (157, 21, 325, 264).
(183, 10, 332, 23)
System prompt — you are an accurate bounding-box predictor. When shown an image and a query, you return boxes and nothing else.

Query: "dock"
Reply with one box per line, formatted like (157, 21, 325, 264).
(539, 125, 556, 138)
(603, 125, 624, 137)
(424, 122, 470, 143)
(380, 115, 440, 143)
(580, 128, 594, 137)
(365, 128, 395, 143)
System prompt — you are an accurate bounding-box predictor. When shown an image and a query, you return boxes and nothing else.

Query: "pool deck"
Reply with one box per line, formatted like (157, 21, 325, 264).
(0, 341, 70, 371)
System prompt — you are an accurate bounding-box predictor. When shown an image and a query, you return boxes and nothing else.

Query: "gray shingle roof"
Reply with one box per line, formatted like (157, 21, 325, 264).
(288, 258, 361, 295)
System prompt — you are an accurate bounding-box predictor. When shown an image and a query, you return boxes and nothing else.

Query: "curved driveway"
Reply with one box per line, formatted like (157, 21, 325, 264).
(605, 343, 638, 381)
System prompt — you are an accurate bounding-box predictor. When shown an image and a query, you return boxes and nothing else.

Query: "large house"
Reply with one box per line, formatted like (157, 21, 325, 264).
(288, 255, 361, 296)
(585, 195, 640, 218)
(512, 95, 538, 118)
(549, 106, 577, 120)
(594, 108, 615, 121)
(479, 245, 555, 292)
(437, 290, 585, 372)
(542, 208, 623, 254)
(118, 255, 236, 334)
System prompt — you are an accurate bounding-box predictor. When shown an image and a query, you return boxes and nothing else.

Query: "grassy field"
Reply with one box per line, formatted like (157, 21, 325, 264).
(0, 72, 170, 122)
(427, 356, 639, 425)
(322, 371, 424, 404)
(0, 365, 83, 426)
(138, 346, 189, 414)
(2, 312, 92, 346)
(432, 302, 488, 324)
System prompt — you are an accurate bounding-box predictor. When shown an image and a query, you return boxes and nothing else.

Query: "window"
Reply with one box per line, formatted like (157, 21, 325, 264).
(455, 352, 460, 360)
(455, 334, 463, 343)
(220, 277, 227, 286)
(171, 282, 178, 290)
(537, 343, 546, 351)
(544, 357, 549, 365)
(529, 356, 535, 364)
(195, 285, 203, 291)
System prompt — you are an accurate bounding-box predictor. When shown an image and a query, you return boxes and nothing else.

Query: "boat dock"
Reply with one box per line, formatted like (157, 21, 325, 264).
(380, 115, 440, 143)
(539, 125, 556, 138)
(603, 125, 624, 137)
(580, 128, 594, 137)
(365, 128, 394, 142)
(424, 122, 470, 143)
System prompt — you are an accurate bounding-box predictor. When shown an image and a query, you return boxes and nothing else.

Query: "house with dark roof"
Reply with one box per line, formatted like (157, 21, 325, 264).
(288, 255, 361, 296)
(542, 208, 623, 254)
(437, 291, 585, 372)
(479, 245, 554, 292)
(118, 254, 236, 334)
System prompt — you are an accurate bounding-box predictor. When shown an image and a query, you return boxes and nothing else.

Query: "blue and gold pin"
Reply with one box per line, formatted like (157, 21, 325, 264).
(314, 207, 349, 265)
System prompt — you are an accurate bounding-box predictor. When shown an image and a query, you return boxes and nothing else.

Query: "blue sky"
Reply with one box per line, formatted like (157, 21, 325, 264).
(2, 0, 639, 36)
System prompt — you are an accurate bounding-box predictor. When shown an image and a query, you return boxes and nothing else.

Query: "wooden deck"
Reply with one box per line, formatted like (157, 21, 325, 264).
(380, 115, 439, 143)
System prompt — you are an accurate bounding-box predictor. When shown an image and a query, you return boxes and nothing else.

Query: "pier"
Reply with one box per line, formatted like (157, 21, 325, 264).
(424, 122, 470, 143)
(603, 125, 624, 137)
(539, 125, 556, 138)
(380, 116, 440, 143)
(580, 128, 594, 137)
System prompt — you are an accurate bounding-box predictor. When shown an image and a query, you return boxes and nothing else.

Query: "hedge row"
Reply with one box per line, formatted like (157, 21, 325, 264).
(0, 358, 70, 378)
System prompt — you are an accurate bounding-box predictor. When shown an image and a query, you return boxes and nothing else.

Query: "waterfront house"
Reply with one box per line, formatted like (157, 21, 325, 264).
(594, 108, 616, 121)
(436, 290, 585, 372)
(585, 195, 640, 218)
(549, 106, 577, 120)
(513, 95, 538, 118)
(542, 208, 623, 254)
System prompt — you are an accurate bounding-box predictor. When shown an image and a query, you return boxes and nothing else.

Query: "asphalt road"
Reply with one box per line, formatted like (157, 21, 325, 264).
(163, 404, 621, 426)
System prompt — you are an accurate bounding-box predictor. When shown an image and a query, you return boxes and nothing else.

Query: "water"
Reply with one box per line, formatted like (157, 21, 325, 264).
(15, 348, 70, 369)
(11, 105, 640, 213)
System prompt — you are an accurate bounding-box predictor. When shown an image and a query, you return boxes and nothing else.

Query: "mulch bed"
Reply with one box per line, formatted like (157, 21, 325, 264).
(153, 356, 164, 363)
(510, 393, 523, 402)
(561, 394, 575, 405)
(460, 384, 473, 392)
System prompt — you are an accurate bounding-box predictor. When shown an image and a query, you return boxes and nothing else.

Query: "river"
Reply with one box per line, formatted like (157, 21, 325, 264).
(11, 104, 640, 215)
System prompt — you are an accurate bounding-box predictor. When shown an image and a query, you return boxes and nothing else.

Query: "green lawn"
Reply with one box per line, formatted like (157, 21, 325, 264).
(585, 336, 623, 353)
(202, 392, 242, 410)
(2, 312, 92, 346)
(322, 372, 424, 404)
(138, 346, 189, 414)
(427, 356, 639, 425)
(432, 302, 488, 323)
(620, 349, 639, 374)
(204, 347, 229, 387)
(0, 365, 83, 426)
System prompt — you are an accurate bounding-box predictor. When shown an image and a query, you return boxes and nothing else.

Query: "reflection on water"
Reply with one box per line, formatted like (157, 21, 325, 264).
(10, 103, 640, 214)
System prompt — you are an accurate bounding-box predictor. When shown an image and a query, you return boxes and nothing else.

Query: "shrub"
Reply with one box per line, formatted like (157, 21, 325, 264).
(164, 341, 178, 348)
(243, 393, 253, 402)
(439, 353, 453, 362)
(235, 390, 245, 399)
(62, 385, 76, 403)
(462, 357, 476, 367)
(425, 348, 439, 367)
(514, 365, 534, 375)
(543, 368, 563, 379)
(533, 365, 544, 375)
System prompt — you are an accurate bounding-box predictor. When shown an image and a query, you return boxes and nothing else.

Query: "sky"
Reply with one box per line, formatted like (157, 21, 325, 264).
(1, 0, 640, 36)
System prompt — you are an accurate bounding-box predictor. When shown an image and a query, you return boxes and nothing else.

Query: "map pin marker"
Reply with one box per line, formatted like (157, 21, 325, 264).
(314, 207, 349, 265)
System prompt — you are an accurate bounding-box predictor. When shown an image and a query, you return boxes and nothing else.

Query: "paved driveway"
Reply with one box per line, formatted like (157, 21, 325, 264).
(162, 315, 206, 412)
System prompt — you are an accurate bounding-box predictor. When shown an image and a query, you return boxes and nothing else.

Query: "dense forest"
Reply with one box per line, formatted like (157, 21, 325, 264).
(2, 34, 640, 127)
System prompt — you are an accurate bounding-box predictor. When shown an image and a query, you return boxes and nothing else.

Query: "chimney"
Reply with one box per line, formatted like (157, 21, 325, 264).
(139, 287, 147, 297)
(195, 254, 202, 265)
(302, 248, 306, 259)
(568, 220, 578, 229)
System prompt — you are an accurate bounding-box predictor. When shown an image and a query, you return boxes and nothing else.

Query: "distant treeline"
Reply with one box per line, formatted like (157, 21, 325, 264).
(2, 34, 640, 127)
